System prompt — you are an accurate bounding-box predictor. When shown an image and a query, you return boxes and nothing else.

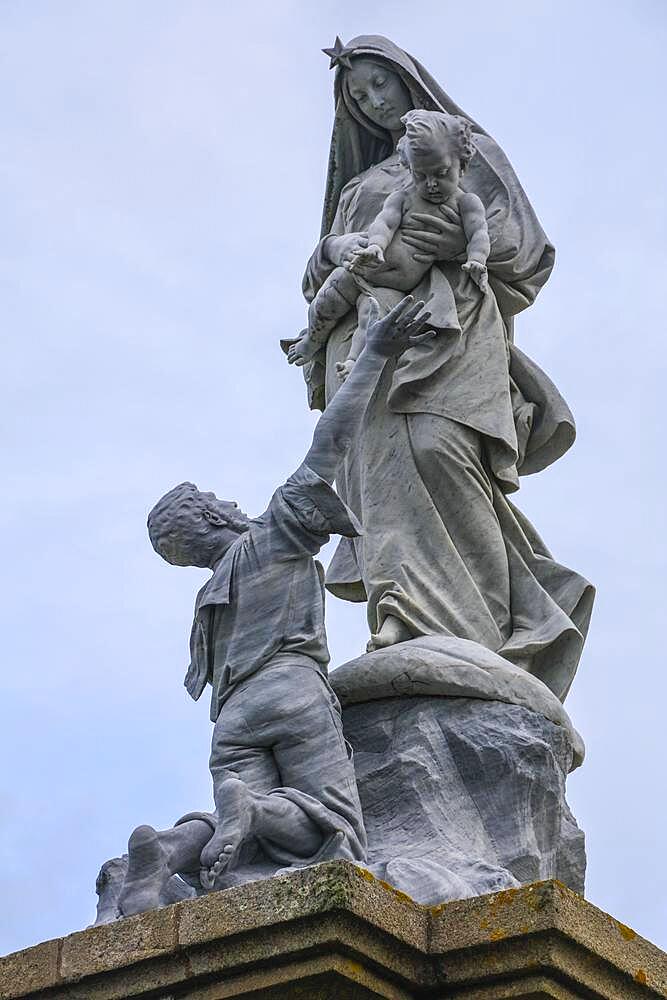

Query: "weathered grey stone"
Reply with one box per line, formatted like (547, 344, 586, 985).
(343, 695, 585, 905)
(428, 879, 667, 998)
(2, 868, 666, 999)
(60, 904, 178, 983)
(0, 938, 60, 999)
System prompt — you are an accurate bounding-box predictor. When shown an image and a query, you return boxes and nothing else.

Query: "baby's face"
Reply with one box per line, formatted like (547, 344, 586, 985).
(408, 147, 461, 203)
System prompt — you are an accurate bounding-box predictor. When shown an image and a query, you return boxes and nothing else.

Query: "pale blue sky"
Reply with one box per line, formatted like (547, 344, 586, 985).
(1, 0, 665, 956)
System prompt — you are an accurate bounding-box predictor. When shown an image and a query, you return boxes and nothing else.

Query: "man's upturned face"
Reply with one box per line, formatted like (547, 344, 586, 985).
(157, 492, 248, 569)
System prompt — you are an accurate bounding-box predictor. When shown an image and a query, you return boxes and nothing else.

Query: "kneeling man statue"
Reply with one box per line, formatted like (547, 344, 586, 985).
(96, 296, 432, 921)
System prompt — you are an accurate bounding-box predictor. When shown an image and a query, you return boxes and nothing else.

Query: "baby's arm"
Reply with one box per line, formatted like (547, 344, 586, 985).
(367, 191, 406, 252)
(459, 192, 490, 292)
(348, 191, 406, 271)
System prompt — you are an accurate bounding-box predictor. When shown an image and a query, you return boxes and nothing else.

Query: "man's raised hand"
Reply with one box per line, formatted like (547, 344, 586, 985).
(365, 295, 434, 358)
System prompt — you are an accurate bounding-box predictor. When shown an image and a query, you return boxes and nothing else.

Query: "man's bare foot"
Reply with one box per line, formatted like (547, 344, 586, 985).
(118, 825, 170, 917)
(366, 614, 412, 652)
(93, 856, 128, 925)
(199, 777, 257, 890)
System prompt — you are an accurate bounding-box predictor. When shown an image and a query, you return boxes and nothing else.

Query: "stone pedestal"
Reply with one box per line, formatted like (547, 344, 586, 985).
(344, 697, 585, 905)
(2, 862, 665, 999)
(333, 636, 587, 904)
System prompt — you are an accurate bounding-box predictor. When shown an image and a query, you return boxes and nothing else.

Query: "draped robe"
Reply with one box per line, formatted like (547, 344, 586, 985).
(299, 35, 594, 701)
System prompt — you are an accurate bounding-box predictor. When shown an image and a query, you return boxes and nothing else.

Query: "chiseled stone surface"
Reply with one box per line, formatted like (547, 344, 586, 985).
(1, 864, 666, 999)
(342, 694, 585, 906)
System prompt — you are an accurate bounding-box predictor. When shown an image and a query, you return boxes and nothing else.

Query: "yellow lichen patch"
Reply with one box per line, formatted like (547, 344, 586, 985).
(634, 969, 648, 985)
(479, 918, 490, 930)
(518, 883, 553, 911)
(489, 929, 508, 941)
(377, 878, 414, 905)
(341, 958, 366, 981)
(490, 887, 520, 908)
(354, 865, 415, 905)
(429, 903, 446, 917)
(356, 867, 377, 885)
(616, 920, 637, 941)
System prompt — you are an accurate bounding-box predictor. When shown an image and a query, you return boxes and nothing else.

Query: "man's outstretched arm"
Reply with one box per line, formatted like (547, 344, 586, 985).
(303, 296, 432, 485)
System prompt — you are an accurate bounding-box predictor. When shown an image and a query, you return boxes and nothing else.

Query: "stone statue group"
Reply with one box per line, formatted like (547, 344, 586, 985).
(95, 35, 594, 925)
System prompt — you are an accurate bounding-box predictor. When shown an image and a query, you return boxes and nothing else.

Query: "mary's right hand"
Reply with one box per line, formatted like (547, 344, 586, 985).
(325, 232, 369, 268)
(401, 205, 467, 263)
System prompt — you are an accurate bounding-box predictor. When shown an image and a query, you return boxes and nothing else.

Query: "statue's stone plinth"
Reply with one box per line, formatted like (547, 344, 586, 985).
(333, 636, 586, 905)
(343, 696, 585, 905)
(2, 863, 665, 999)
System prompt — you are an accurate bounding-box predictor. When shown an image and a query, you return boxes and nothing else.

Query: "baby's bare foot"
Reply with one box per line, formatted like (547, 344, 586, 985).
(287, 342, 306, 366)
(288, 334, 319, 367)
(93, 856, 128, 925)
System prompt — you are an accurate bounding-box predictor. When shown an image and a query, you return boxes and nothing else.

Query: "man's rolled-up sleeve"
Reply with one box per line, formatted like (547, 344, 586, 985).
(281, 464, 362, 538)
(263, 464, 362, 559)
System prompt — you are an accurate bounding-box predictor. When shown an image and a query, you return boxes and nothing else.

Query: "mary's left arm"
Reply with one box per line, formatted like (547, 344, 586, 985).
(465, 134, 555, 318)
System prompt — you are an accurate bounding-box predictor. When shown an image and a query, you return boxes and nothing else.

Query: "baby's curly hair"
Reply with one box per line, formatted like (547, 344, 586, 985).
(397, 109, 476, 174)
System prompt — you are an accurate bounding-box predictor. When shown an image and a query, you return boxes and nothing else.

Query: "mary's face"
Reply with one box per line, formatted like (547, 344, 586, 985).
(346, 58, 412, 132)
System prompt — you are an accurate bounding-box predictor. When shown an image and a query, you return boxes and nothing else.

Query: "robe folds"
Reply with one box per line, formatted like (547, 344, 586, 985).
(299, 35, 594, 701)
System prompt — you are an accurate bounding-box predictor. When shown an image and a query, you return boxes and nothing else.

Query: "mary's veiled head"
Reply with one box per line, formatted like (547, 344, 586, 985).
(342, 58, 412, 135)
(320, 35, 483, 236)
(315, 35, 552, 332)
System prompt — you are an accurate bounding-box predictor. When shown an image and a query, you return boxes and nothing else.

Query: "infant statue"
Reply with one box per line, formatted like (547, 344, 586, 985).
(288, 108, 490, 379)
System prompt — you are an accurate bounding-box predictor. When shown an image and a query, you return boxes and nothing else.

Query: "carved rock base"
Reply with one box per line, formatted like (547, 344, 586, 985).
(343, 695, 585, 905)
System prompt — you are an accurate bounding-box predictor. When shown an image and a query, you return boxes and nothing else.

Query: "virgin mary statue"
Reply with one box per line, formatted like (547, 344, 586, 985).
(298, 35, 594, 702)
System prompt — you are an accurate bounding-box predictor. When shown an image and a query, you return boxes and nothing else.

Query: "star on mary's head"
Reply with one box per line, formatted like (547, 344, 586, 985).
(322, 36, 355, 70)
